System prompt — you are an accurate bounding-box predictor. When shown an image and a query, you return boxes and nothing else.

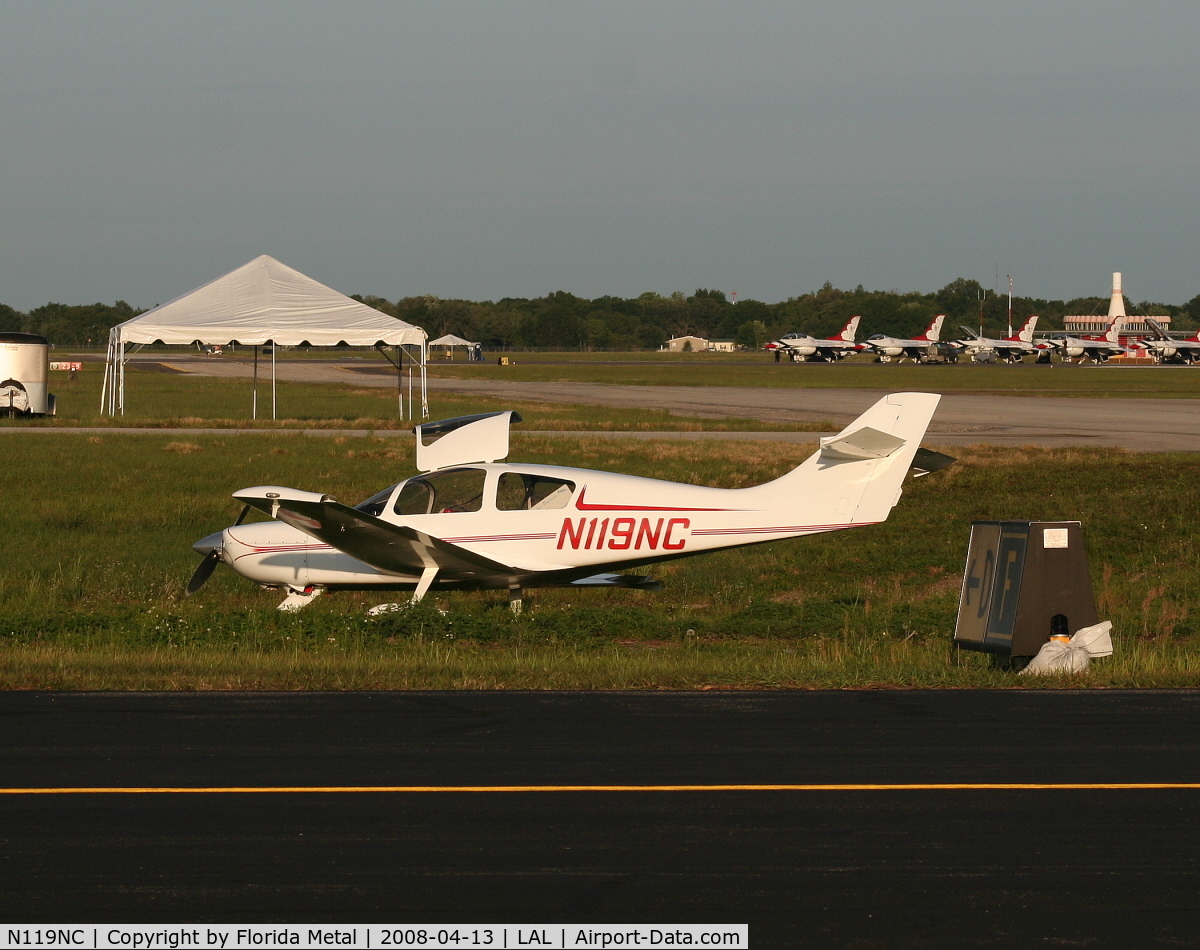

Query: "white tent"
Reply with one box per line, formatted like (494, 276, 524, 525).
(428, 333, 482, 361)
(102, 255, 427, 418)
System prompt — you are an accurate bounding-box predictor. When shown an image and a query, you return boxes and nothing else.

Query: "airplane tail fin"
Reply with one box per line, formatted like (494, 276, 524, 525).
(916, 315, 945, 342)
(1105, 318, 1125, 344)
(745, 392, 941, 527)
(835, 316, 861, 342)
(1009, 315, 1039, 342)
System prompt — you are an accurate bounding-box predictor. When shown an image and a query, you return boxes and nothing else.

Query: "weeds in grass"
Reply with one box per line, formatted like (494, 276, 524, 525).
(3, 435, 1200, 688)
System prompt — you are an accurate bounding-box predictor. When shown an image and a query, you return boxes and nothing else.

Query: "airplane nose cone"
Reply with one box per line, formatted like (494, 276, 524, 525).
(192, 531, 226, 556)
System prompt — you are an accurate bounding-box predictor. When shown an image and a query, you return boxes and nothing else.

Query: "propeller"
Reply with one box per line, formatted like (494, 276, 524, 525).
(186, 550, 221, 595)
(185, 505, 251, 596)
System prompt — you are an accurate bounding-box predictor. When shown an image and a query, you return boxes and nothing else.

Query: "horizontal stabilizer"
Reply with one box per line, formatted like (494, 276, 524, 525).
(819, 426, 907, 461)
(910, 447, 956, 477)
(569, 573, 662, 590)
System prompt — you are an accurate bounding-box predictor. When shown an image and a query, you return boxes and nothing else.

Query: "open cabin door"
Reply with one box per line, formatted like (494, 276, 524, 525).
(414, 411, 522, 472)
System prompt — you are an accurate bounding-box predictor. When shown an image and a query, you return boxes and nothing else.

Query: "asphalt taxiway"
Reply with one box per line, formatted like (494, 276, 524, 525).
(4, 690, 1200, 947)
(112, 357, 1200, 451)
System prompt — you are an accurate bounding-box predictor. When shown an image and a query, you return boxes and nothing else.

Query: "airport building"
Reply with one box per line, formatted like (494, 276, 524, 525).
(1063, 272, 1169, 342)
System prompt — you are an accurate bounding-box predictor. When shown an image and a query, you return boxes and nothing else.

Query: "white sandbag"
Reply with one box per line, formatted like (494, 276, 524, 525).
(1020, 621, 1113, 675)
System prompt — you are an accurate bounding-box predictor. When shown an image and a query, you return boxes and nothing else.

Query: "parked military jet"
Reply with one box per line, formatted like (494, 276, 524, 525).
(1132, 318, 1200, 364)
(188, 396, 945, 612)
(769, 317, 861, 362)
(952, 316, 1040, 363)
(1040, 319, 1130, 363)
(861, 316, 947, 362)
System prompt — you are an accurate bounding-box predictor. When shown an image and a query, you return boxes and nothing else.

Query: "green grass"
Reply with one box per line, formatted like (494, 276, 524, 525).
(431, 356, 1200, 397)
(3, 434, 1199, 688)
(2, 363, 829, 431)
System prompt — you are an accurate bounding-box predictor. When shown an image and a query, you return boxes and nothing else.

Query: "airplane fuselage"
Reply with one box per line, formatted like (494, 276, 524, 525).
(214, 461, 873, 592)
(774, 333, 858, 361)
(1049, 336, 1126, 361)
(955, 338, 1037, 361)
(862, 336, 940, 361)
(1136, 339, 1200, 363)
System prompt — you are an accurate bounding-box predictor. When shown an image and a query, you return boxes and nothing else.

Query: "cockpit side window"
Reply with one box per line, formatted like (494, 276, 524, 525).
(496, 472, 576, 511)
(355, 484, 399, 517)
(393, 468, 486, 515)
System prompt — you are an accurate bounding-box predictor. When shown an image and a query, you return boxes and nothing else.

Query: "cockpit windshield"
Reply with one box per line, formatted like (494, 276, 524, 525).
(868, 334, 887, 340)
(393, 467, 487, 515)
(355, 484, 399, 517)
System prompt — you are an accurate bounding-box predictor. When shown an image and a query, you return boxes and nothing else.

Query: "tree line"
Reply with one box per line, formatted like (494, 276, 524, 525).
(4, 281, 1198, 350)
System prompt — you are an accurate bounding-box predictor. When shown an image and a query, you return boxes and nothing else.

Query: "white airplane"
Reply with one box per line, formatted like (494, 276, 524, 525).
(1040, 318, 1130, 363)
(187, 395, 946, 612)
(1132, 318, 1200, 364)
(952, 316, 1040, 363)
(861, 315, 947, 363)
(769, 317, 861, 362)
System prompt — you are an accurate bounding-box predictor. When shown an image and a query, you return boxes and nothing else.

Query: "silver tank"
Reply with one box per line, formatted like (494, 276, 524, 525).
(0, 332, 54, 416)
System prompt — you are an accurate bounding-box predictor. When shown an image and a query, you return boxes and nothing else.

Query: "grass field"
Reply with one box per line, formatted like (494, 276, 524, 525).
(428, 355, 1200, 397)
(2, 363, 829, 431)
(4, 432, 1199, 689)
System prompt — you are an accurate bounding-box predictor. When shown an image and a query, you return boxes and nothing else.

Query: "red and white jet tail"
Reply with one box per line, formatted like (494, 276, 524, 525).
(746, 392, 941, 528)
(1006, 315, 1039, 343)
(827, 315, 861, 342)
(915, 315, 945, 342)
(1105, 317, 1127, 344)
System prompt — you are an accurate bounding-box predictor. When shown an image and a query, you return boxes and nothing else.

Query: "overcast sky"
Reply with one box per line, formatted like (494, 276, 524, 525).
(3, 0, 1198, 310)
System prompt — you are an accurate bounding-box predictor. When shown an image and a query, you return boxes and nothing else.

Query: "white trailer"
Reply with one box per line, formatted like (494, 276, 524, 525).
(0, 333, 56, 416)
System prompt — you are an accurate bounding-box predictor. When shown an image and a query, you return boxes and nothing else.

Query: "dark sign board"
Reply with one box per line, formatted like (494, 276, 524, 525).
(954, 521, 1098, 657)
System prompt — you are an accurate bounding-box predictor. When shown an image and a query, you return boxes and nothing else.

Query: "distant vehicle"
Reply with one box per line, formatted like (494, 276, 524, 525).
(952, 316, 1040, 363)
(768, 317, 861, 362)
(187, 397, 946, 613)
(1132, 318, 1200, 364)
(1039, 319, 1130, 363)
(861, 315, 947, 363)
(0, 332, 56, 417)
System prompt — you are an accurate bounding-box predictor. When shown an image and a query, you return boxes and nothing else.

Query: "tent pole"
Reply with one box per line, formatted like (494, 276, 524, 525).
(118, 337, 126, 415)
(420, 341, 428, 417)
(400, 340, 410, 415)
(271, 341, 277, 420)
(100, 333, 112, 414)
(252, 346, 259, 420)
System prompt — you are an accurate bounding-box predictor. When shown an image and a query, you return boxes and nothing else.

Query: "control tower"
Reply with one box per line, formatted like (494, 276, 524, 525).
(1063, 272, 1168, 337)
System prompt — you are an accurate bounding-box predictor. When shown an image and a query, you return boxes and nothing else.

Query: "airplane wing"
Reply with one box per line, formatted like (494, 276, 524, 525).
(232, 486, 516, 577)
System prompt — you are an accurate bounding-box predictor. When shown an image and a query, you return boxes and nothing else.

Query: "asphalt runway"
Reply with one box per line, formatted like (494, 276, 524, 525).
(4, 690, 1200, 947)
(130, 357, 1200, 451)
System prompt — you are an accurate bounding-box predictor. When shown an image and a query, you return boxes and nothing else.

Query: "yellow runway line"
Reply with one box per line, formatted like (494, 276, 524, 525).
(1, 783, 1199, 794)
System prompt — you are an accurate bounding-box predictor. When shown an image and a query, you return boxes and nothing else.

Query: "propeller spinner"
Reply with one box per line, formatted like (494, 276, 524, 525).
(185, 505, 250, 595)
